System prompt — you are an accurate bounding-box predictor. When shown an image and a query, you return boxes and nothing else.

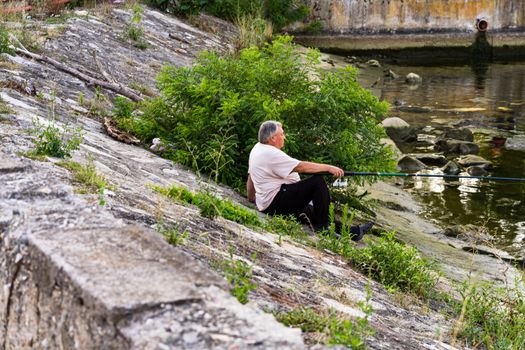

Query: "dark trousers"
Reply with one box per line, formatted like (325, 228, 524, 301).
(263, 175, 330, 230)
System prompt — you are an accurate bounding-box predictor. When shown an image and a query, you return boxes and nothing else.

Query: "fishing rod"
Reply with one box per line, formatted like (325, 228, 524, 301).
(318, 171, 525, 183)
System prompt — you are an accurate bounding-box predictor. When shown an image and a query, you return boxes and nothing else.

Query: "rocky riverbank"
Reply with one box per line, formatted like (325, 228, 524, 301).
(0, 5, 522, 349)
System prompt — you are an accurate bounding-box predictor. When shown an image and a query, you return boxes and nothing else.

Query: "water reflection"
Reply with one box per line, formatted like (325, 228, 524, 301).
(471, 62, 488, 91)
(457, 174, 481, 193)
(413, 169, 446, 193)
(382, 63, 525, 131)
(380, 62, 525, 256)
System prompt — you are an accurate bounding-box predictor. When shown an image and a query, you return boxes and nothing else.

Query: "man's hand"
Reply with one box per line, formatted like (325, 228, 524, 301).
(326, 165, 344, 178)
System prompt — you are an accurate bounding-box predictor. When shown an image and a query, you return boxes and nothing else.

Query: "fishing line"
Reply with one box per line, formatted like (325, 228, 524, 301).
(318, 171, 525, 183)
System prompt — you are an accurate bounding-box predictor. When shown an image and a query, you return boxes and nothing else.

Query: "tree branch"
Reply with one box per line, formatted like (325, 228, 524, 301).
(14, 47, 144, 102)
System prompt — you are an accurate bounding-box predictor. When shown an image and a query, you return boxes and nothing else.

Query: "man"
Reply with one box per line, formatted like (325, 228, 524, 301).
(247, 120, 373, 241)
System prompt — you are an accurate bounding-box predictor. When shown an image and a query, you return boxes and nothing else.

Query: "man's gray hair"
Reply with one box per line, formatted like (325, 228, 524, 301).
(258, 120, 282, 144)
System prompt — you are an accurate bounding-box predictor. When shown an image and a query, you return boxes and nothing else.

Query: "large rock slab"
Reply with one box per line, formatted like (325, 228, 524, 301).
(0, 151, 304, 349)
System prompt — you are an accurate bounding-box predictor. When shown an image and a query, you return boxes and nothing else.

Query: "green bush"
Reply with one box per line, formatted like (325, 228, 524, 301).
(148, 0, 307, 32)
(134, 36, 394, 188)
(29, 118, 83, 158)
(330, 230, 439, 298)
(112, 96, 136, 132)
(303, 19, 323, 34)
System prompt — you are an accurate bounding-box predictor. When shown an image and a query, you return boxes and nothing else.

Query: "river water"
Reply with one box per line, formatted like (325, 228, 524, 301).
(377, 62, 525, 257)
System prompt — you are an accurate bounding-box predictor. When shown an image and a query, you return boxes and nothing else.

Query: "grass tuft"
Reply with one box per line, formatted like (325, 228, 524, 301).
(275, 286, 374, 348)
(57, 158, 112, 194)
(153, 184, 261, 227)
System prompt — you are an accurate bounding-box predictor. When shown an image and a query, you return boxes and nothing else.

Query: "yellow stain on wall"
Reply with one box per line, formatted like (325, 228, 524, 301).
(330, 1, 347, 29)
(319, 0, 513, 31)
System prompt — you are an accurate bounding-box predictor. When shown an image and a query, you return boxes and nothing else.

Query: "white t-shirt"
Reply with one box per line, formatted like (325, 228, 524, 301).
(248, 143, 300, 211)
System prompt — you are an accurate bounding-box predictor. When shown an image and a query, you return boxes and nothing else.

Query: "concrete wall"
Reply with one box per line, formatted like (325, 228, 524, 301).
(294, 1, 525, 61)
(303, 0, 525, 34)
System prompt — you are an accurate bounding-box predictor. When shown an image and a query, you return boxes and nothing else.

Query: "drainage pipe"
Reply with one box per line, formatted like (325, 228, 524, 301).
(476, 18, 489, 32)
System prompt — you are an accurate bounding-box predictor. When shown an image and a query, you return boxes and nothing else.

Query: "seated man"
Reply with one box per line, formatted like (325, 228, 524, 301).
(247, 120, 373, 241)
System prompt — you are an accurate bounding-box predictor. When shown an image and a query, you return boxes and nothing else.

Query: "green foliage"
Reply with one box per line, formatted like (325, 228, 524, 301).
(275, 288, 374, 348)
(0, 95, 14, 115)
(154, 184, 261, 227)
(234, 14, 272, 50)
(329, 184, 376, 216)
(112, 95, 136, 132)
(159, 223, 189, 246)
(319, 228, 440, 299)
(264, 214, 307, 240)
(275, 307, 329, 333)
(135, 36, 394, 188)
(57, 158, 111, 194)
(303, 19, 323, 34)
(0, 26, 14, 55)
(266, 0, 309, 31)
(220, 247, 257, 304)
(149, 0, 307, 32)
(121, 5, 148, 49)
(29, 118, 83, 158)
(455, 277, 525, 349)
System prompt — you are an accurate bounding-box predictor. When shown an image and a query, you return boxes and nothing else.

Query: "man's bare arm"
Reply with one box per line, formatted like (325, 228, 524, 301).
(293, 161, 344, 177)
(246, 175, 256, 203)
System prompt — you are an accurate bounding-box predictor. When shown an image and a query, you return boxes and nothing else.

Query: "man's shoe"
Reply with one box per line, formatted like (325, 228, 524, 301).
(350, 221, 374, 242)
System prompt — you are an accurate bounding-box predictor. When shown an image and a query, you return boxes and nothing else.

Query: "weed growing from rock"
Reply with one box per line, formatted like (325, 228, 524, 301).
(0, 95, 14, 115)
(219, 246, 257, 304)
(29, 118, 83, 158)
(347, 230, 440, 299)
(153, 184, 261, 227)
(275, 285, 374, 348)
(452, 276, 525, 349)
(57, 158, 112, 195)
(234, 14, 272, 51)
(317, 204, 440, 299)
(158, 223, 189, 246)
(263, 214, 309, 243)
(0, 26, 14, 55)
(78, 91, 85, 105)
(120, 5, 147, 49)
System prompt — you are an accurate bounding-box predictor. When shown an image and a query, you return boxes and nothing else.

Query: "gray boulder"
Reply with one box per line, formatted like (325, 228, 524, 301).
(504, 135, 525, 151)
(398, 155, 427, 172)
(412, 154, 448, 166)
(435, 140, 480, 155)
(367, 59, 381, 67)
(457, 155, 493, 169)
(441, 161, 461, 175)
(467, 166, 489, 176)
(442, 128, 474, 142)
(382, 117, 416, 143)
(405, 72, 422, 84)
(385, 69, 399, 79)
